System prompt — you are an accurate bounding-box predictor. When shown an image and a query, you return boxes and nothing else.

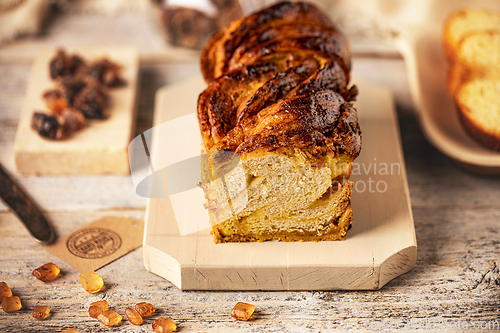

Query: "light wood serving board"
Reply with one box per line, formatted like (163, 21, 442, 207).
(14, 47, 139, 175)
(142, 76, 416, 290)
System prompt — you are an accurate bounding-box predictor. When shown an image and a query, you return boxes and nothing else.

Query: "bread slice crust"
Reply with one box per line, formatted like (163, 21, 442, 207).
(444, 8, 500, 151)
(200, 1, 349, 83)
(455, 79, 500, 151)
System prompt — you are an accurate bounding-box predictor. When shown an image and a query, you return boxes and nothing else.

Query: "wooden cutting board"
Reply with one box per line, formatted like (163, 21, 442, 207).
(14, 47, 139, 175)
(142, 76, 417, 290)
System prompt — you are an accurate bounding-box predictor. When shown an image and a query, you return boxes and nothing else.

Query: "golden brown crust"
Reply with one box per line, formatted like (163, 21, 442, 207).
(235, 59, 319, 124)
(444, 8, 500, 151)
(197, 61, 282, 147)
(200, 28, 229, 83)
(199, 2, 359, 243)
(227, 23, 350, 78)
(200, 1, 347, 83)
(442, 8, 467, 61)
(446, 62, 468, 96)
(215, 89, 361, 160)
(443, 8, 500, 62)
(229, 22, 338, 65)
(198, 1, 360, 164)
(229, 32, 350, 78)
(197, 58, 357, 151)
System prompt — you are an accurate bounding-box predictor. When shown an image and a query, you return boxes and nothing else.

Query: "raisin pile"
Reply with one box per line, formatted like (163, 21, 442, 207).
(31, 49, 126, 140)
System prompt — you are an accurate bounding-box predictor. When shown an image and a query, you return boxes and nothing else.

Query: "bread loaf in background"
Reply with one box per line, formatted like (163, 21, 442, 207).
(197, 1, 361, 243)
(443, 8, 500, 151)
(443, 8, 500, 61)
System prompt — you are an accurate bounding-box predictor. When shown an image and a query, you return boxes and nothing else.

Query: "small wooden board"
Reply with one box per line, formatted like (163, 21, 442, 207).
(142, 76, 417, 290)
(14, 47, 139, 175)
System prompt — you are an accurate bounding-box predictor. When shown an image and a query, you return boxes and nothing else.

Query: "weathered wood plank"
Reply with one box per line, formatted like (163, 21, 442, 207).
(0, 207, 498, 332)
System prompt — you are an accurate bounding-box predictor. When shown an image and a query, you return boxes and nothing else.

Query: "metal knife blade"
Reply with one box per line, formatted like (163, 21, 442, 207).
(0, 163, 55, 244)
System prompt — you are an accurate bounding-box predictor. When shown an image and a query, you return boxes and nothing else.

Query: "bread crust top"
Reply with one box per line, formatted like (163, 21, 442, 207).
(198, 1, 361, 162)
(216, 89, 361, 160)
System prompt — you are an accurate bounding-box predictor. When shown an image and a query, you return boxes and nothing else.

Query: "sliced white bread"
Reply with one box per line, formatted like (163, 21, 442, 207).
(447, 30, 500, 95)
(443, 8, 500, 61)
(444, 8, 500, 151)
(455, 78, 500, 151)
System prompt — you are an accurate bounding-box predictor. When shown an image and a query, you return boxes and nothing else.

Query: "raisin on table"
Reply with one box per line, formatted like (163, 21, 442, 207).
(31, 112, 64, 140)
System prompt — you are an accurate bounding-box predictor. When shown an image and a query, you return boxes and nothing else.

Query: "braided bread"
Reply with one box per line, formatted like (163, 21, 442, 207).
(197, 1, 361, 243)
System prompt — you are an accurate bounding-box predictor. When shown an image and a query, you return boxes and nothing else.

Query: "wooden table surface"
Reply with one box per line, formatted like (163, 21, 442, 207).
(0, 10, 499, 333)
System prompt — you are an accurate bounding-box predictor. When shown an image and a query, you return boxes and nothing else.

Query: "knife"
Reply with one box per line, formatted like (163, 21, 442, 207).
(0, 163, 55, 244)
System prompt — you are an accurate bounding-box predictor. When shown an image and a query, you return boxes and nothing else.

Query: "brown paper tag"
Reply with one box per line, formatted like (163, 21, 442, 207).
(44, 216, 144, 272)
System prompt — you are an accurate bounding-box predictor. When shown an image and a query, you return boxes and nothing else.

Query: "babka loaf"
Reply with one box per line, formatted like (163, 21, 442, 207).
(443, 8, 500, 151)
(197, 1, 361, 243)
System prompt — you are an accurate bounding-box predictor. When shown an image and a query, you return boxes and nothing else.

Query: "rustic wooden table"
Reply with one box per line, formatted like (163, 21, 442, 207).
(0, 10, 499, 333)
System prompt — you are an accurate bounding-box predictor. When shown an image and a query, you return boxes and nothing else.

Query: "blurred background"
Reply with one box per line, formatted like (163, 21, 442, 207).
(2, 0, 496, 62)
(0, 0, 424, 63)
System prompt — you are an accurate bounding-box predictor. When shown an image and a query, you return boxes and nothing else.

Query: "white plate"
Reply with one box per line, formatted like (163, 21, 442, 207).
(142, 76, 416, 290)
(395, 2, 500, 174)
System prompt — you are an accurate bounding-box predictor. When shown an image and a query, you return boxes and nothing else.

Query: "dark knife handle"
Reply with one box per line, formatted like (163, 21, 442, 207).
(0, 163, 54, 244)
